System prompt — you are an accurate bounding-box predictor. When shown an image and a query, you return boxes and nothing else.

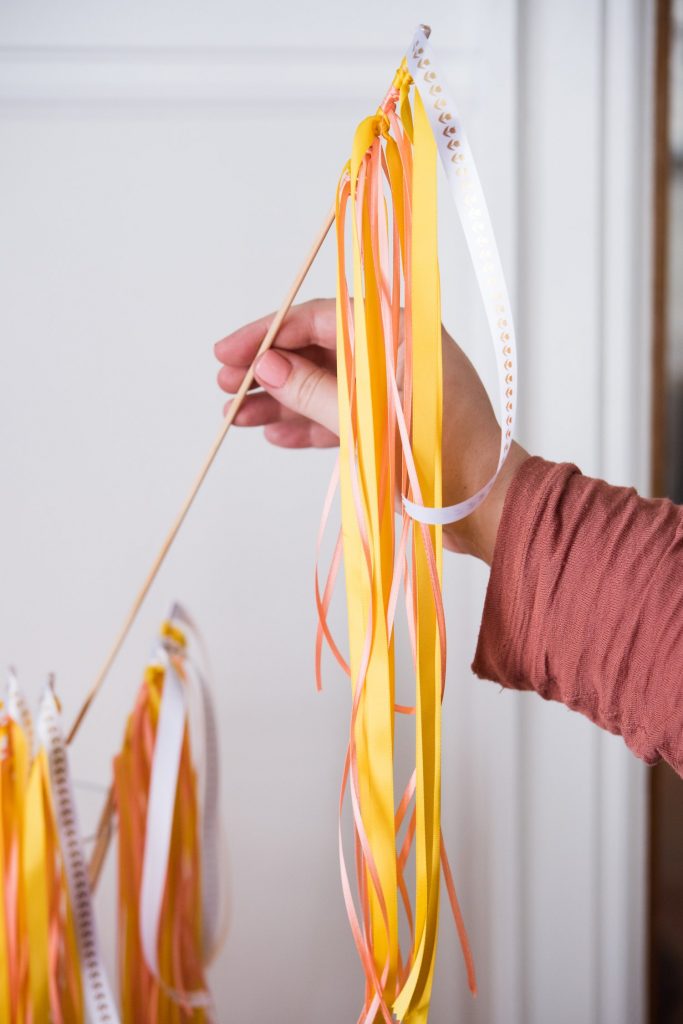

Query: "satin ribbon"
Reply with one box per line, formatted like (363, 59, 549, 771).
(403, 24, 518, 525)
(115, 604, 223, 1022)
(38, 685, 120, 1024)
(0, 701, 25, 1021)
(1, 674, 86, 1022)
(138, 649, 192, 998)
(168, 603, 225, 964)
(7, 669, 33, 754)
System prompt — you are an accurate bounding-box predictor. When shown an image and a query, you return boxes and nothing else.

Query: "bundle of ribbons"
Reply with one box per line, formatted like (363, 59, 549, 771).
(0, 605, 223, 1024)
(0, 22, 515, 1024)
(113, 605, 223, 1023)
(0, 674, 118, 1022)
(316, 24, 517, 1024)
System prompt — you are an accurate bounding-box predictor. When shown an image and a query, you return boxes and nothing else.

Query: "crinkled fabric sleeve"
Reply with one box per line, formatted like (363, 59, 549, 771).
(472, 455, 683, 776)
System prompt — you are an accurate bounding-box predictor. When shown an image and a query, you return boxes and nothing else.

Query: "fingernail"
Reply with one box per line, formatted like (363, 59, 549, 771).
(255, 350, 291, 389)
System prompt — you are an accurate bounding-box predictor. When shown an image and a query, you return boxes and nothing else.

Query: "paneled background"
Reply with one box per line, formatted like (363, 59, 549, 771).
(0, 2, 653, 1021)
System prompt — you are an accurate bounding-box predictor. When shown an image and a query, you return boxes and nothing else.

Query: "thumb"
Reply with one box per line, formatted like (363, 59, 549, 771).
(254, 349, 338, 435)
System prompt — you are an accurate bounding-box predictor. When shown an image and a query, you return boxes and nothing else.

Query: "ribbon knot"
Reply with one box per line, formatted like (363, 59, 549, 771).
(392, 64, 412, 92)
(372, 110, 390, 137)
(160, 619, 187, 650)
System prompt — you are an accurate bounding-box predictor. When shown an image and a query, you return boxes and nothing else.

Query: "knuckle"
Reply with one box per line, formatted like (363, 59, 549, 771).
(294, 365, 325, 413)
(309, 297, 331, 340)
(304, 299, 321, 337)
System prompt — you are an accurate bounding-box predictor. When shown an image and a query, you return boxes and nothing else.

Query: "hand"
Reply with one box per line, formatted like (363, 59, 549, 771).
(214, 298, 529, 564)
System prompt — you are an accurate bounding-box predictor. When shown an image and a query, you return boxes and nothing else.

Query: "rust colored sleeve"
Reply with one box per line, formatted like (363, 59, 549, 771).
(472, 456, 683, 775)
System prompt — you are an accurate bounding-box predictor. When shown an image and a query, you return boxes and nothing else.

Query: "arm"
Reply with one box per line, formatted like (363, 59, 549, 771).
(215, 298, 683, 774)
(473, 456, 683, 775)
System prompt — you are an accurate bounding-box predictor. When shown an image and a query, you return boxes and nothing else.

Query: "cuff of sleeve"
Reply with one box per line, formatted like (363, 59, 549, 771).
(471, 455, 581, 688)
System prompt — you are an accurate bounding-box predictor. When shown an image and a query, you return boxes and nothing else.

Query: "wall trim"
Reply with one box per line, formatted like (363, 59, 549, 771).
(597, 0, 653, 1021)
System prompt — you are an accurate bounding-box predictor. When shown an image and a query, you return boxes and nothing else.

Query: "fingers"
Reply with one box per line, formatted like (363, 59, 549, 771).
(223, 391, 299, 427)
(214, 297, 342, 449)
(264, 421, 338, 449)
(217, 364, 261, 395)
(214, 298, 337, 367)
(224, 391, 337, 447)
(253, 349, 339, 436)
(216, 344, 335, 395)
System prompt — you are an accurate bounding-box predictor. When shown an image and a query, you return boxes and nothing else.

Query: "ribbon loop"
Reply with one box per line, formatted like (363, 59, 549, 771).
(403, 25, 518, 525)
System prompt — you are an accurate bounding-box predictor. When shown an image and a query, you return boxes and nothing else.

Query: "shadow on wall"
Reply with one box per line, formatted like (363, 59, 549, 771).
(665, 376, 683, 502)
(651, 760, 683, 1024)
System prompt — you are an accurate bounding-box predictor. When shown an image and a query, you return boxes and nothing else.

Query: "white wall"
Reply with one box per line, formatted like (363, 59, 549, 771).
(0, 2, 652, 1021)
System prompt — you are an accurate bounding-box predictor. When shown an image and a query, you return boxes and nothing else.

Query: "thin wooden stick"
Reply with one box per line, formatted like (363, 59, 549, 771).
(78, 204, 335, 888)
(69, 202, 335, 748)
(87, 784, 116, 889)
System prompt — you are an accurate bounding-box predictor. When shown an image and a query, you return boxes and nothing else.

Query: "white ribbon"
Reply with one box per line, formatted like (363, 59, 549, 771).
(138, 604, 222, 1014)
(7, 667, 33, 755)
(38, 685, 121, 1024)
(403, 24, 518, 525)
(138, 650, 188, 991)
(169, 603, 225, 961)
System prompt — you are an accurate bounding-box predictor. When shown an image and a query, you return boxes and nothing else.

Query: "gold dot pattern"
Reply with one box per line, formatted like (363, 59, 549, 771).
(407, 26, 518, 518)
(39, 691, 120, 1024)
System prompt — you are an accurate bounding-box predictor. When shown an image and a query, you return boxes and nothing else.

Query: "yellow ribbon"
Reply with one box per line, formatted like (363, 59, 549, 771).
(23, 750, 51, 1019)
(335, 67, 446, 1024)
(392, 86, 443, 1024)
(0, 697, 84, 1022)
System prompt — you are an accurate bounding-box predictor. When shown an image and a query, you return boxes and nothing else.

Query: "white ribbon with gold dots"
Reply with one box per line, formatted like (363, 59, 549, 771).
(403, 24, 518, 525)
(38, 686, 121, 1024)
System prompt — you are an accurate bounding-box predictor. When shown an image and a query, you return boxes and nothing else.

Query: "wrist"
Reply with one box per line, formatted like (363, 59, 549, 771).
(444, 442, 530, 564)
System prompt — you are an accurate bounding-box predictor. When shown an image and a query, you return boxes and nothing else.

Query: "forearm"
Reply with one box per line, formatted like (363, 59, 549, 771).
(442, 441, 531, 563)
(470, 456, 683, 775)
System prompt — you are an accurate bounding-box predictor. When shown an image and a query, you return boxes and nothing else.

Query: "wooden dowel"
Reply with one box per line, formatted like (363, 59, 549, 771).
(69, 202, 335, 748)
(88, 784, 116, 890)
(83, 202, 335, 888)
